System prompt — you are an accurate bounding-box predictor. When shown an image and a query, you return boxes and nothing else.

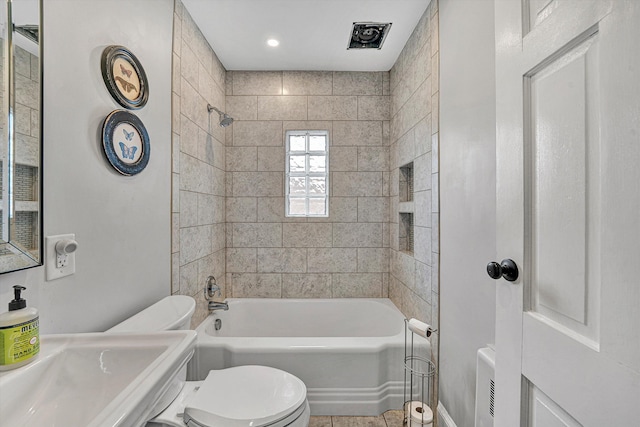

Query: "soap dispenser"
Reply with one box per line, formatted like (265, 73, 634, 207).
(0, 285, 39, 371)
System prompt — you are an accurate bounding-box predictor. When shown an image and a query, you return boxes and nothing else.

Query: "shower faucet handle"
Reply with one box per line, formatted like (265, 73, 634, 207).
(205, 275, 221, 300)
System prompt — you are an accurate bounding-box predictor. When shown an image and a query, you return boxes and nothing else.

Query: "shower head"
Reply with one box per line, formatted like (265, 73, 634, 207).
(207, 104, 234, 128)
(219, 114, 234, 127)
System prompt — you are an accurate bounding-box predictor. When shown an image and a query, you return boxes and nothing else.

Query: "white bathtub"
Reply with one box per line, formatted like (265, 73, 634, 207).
(189, 298, 429, 416)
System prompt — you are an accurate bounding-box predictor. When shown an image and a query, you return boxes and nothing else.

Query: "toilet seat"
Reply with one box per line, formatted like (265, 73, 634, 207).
(150, 365, 308, 427)
(185, 365, 307, 427)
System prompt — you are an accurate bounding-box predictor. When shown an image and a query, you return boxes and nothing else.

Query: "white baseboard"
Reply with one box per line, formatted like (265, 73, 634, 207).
(437, 401, 458, 427)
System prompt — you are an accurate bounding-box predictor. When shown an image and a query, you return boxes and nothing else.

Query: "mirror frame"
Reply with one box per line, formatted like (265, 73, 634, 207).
(0, 0, 42, 274)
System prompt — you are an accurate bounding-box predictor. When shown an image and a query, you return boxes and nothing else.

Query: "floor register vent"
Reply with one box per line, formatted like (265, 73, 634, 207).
(489, 379, 495, 418)
(475, 347, 496, 427)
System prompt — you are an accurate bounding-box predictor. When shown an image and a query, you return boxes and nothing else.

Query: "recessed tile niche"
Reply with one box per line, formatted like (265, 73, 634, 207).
(399, 162, 414, 254)
(0, 163, 40, 253)
(399, 212, 414, 253)
(399, 162, 413, 202)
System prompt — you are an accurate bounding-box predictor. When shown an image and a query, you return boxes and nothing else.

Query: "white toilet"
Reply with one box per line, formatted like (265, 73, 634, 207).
(107, 296, 310, 427)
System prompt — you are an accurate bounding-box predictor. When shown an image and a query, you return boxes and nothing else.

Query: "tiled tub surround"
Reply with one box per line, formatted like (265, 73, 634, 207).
(170, 3, 440, 416)
(171, 0, 227, 327)
(225, 70, 391, 300)
(389, 0, 440, 415)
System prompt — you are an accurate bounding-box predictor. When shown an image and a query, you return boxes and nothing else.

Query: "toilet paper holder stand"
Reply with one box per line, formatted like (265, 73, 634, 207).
(403, 318, 436, 426)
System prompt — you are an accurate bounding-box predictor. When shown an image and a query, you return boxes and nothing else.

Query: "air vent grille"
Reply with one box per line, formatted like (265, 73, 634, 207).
(348, 22, 392, 50)
(475, 347, 495, 426)
(489, 379, 495, 417)
(14, 25, 39, 44)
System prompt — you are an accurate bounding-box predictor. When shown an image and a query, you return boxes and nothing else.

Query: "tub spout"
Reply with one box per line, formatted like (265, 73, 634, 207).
(208, 301, 229, 312)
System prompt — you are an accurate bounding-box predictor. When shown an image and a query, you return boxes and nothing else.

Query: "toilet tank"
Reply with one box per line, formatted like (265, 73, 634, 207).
(107, 295, 196, 333)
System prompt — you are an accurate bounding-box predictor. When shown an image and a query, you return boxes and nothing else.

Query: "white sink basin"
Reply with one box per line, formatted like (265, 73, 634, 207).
(0, 330, 196, 427)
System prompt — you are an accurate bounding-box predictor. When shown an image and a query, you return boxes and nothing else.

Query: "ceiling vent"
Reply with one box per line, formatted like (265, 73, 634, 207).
(348, 22, 392, 50)
(14, 25, 39, 44)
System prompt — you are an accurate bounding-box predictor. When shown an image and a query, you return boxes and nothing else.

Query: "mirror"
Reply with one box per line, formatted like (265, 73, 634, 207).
(0, 0, 41, 273)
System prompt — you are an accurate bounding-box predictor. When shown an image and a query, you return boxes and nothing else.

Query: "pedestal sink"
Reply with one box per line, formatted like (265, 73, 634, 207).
(0, 330, 196, 426)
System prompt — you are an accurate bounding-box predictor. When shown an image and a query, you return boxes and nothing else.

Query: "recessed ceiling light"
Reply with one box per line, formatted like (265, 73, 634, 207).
(267, 39, 279, 47)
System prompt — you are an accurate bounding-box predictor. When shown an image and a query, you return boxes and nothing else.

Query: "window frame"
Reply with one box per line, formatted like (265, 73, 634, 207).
(285, 130, 330, 217)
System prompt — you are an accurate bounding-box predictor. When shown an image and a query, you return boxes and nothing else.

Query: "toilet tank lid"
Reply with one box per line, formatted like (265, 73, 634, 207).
(106, 295, 196, 332)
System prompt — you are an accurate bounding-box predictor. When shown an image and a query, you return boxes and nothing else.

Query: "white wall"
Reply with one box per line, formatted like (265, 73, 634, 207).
(439, 0, 497, 425)
(0, 0, 174, 333)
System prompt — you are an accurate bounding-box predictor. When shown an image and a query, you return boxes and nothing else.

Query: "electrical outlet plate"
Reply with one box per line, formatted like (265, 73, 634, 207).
(46, 234, 76, 281)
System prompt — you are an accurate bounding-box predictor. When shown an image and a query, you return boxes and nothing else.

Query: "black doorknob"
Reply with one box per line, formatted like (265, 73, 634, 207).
(486, 259, 519, 282)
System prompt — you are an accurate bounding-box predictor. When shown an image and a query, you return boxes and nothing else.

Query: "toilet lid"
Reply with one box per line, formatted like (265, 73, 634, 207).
(184, 365, 307, 427)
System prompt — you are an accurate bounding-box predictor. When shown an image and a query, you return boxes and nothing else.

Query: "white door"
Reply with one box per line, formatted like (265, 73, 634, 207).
(493, 0, 640, 426)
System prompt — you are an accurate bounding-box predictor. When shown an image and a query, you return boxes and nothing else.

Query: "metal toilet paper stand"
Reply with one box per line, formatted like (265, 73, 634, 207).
(403, 318, 436, 426)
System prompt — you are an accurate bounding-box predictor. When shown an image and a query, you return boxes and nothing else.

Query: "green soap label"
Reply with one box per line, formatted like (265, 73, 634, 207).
(0, 317, 39, 366)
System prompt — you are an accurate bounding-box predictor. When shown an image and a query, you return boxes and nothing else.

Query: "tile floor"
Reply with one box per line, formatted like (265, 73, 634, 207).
(309, 410, 404, 427)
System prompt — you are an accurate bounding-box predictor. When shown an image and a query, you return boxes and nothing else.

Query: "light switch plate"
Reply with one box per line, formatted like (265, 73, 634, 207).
(46, 234, 76, 281)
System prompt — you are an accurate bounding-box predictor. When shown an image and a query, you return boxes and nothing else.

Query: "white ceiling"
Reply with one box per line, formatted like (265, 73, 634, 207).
(182, 0, 431, 71)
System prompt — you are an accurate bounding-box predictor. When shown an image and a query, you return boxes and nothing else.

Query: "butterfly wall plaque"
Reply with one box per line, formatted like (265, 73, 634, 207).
(101, 45, 149, 110)
(102, 110, 150, 176)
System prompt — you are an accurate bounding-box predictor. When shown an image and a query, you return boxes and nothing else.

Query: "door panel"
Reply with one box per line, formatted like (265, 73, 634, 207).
(528, 385, 581, 427)
(522, 313, 639, 422)
(527, 32, 600, 342)
(524, 0, 560, 34)
(494, 0, 640, 425)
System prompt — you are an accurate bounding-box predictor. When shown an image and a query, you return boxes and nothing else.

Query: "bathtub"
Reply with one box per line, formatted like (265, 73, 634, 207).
(188, 298, 429, 416)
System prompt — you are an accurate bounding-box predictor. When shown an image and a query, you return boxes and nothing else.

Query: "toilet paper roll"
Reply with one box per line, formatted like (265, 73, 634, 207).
(405, 401, 433, 427)
(408, 318, 434, 338)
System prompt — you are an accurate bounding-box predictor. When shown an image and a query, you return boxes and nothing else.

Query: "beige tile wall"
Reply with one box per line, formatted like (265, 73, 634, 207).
(171, 1, 439, 415)
(1, 44, 40, 250)
(225, 71, 391, 299)
(389, 0, 439, 331)
(171, 0, 227, 327)
(389, 0, 440, 415)
(170, 3, 440, 386)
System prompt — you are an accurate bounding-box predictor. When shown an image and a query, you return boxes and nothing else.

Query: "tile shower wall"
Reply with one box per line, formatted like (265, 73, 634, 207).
(390, 0, 439, 330)
(171, 0, 227, 327)
(225, 71, 390, 299)
(389, 0, 439, 412)
(0, 44, 40, 253)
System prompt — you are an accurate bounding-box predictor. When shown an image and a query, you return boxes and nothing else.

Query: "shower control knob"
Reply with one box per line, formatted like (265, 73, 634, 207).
(486, 259, 519, 282)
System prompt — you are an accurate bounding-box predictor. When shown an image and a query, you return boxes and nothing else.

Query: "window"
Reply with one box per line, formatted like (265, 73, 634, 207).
(286, 130, 329, 217)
